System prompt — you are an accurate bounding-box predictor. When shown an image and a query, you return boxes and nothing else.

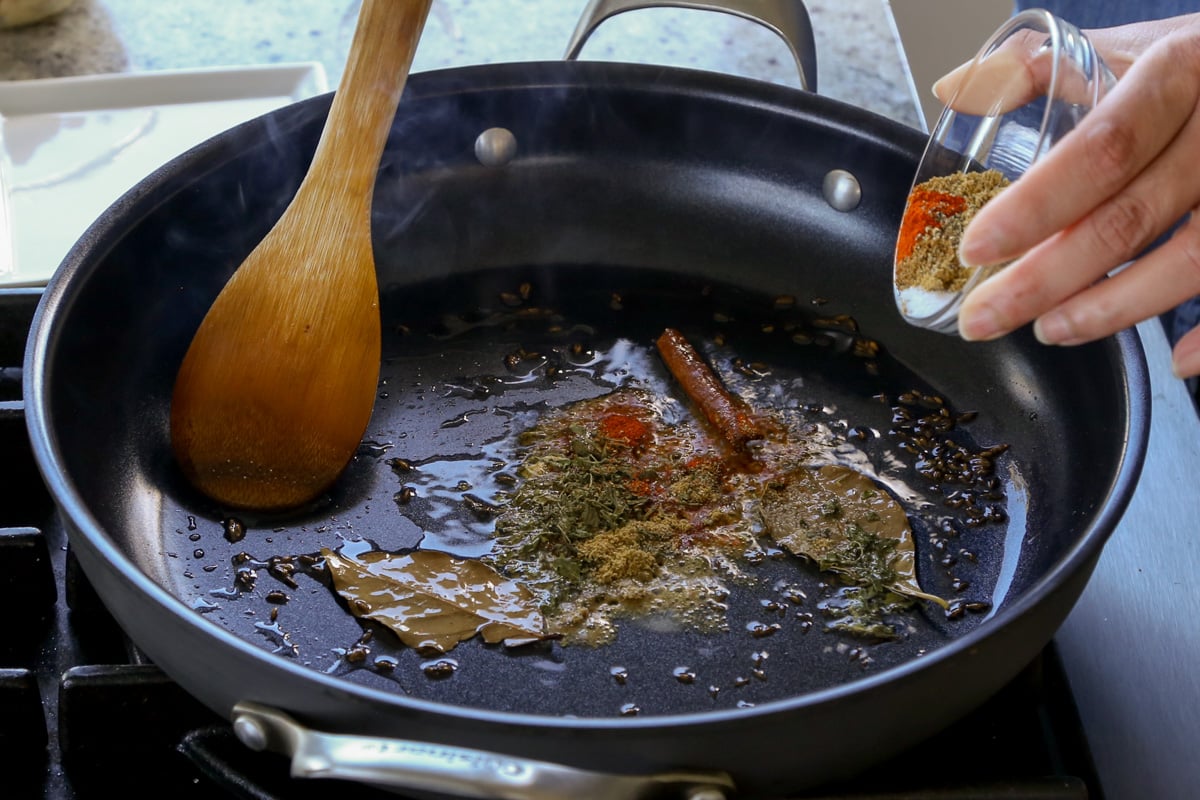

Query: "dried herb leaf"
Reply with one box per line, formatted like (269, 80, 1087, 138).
(322, 547, 548, 653)
(487, 389, 742, 646)
(490, 403, 653, 607)
(759, 465, 948, 610)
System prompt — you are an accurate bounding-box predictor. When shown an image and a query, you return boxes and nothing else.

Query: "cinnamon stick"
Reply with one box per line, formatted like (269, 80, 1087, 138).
(655, 328, 763, 450)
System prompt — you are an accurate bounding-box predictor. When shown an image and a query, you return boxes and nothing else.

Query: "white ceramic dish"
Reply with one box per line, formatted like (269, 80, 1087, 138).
(0, 62, 328, 287)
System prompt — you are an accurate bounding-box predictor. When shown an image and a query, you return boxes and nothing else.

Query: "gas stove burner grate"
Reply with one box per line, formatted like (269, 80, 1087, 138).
(0, 287, 1098, 800)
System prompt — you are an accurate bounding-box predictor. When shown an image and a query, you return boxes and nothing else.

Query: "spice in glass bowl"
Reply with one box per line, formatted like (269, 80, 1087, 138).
(893, 169, 1010, 320)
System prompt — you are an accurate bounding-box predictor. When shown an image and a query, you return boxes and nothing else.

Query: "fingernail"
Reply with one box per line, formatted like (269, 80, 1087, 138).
(932, 77, 951, 103)
(1033, 312, 1074, 345)
(958, 228, 998, 268)
(1172, 351, 1200, 380)
(958, 302, 1004, 341)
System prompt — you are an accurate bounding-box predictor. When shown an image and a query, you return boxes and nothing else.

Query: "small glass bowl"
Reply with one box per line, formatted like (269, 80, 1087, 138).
(893, 8, 1117, 335)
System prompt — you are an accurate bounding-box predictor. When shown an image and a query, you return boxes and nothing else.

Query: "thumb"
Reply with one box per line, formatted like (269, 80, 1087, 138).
(933, 15, 1191, 109)
(930, 47, 1040, 116)
(932, 60, 971, 105)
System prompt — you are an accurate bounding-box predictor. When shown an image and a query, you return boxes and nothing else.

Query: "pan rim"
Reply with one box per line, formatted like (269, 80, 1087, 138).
(23, 60, 1152, 734)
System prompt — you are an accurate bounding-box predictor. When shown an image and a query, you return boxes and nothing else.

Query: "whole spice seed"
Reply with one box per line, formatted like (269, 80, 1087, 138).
(894, 169, 1011, 296)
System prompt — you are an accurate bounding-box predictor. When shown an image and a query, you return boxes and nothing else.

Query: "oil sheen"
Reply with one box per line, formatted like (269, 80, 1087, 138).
(159, 264, 1024, 719)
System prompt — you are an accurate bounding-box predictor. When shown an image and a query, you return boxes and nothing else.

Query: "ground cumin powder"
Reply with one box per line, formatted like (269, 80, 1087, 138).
(894, 169, 1010, 293)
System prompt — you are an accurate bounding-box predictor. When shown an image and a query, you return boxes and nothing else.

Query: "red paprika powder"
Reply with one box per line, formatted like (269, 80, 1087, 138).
(599, 413, 649, 447)
(895, 186, 968, 263)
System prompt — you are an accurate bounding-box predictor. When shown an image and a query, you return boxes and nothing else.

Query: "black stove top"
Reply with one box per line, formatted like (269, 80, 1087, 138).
(0, 287, 1102, 800)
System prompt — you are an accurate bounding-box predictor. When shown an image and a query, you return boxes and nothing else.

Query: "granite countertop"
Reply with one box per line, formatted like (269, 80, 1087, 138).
(0, 0, 924, 130)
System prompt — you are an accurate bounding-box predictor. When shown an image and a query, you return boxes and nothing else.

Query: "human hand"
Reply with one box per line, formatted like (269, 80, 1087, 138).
(936, 13, 1200, 378)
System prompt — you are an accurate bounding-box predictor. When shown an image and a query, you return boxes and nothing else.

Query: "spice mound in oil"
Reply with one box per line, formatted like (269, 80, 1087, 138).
(487, 387, 778, 646)
(894, 169, 1010, 295)
(486, 382, 946, 646)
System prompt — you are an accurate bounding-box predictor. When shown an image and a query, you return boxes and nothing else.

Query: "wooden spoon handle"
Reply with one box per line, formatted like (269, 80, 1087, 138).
(298, 0, 433, 208)
(169, 0, 433, 511)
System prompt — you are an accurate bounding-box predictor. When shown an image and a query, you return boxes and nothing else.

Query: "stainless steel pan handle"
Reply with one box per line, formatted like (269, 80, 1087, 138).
(564, 0, 817, 92)
(232, 701, 736, 799)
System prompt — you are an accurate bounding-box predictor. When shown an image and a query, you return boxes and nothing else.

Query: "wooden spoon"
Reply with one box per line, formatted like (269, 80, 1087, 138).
(170, 0, 433, 512)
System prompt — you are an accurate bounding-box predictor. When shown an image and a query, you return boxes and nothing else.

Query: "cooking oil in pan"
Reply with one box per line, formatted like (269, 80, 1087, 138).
(159, 264, 1028, 719)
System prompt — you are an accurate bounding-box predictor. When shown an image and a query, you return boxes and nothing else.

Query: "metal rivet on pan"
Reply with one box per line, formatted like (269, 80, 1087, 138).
(474, 127, 518, 166)
(822, 169, 862, 212)
(233, 715, 269, 751)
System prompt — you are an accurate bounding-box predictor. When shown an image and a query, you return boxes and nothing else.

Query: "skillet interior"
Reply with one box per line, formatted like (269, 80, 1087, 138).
(34, 63, 1140, 727)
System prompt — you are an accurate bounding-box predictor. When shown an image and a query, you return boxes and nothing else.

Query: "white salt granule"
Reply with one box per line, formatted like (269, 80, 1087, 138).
(896, 286, 957, 321)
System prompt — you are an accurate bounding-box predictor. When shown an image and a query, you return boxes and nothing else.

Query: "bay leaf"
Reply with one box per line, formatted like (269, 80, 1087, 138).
(759, 464, 948, 609)
(322, 547, 549, 653)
